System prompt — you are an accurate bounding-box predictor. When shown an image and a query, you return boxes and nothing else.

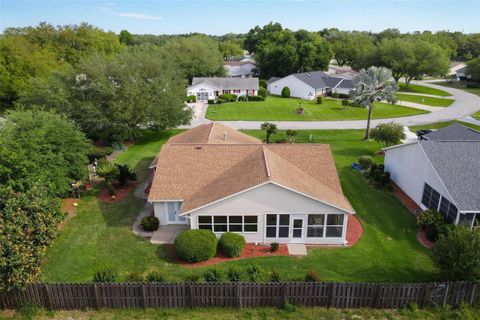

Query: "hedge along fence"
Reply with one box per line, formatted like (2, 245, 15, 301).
(1, 281, 479, 310)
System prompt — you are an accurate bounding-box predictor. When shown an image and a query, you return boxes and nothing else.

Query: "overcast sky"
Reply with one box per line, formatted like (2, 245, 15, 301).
(1, 0, 479, 35)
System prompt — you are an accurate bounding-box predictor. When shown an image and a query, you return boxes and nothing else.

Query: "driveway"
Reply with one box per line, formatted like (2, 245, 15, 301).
(187, 81, 480, 130)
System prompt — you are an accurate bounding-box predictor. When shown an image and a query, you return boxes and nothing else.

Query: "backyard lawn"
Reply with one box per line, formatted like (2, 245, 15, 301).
(41, 128, 435, 283)
(395, 93, 454, 107)
(398, 82, 451, 97)
(205, 96, 428, 121)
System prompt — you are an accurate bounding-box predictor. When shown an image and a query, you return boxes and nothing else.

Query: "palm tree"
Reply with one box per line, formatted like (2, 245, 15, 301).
(352, 66, 398, 140)
(261, 122, 277, 143)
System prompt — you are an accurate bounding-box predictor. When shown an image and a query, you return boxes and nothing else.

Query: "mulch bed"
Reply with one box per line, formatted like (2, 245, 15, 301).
(98, 182, 137, 203)
(417, 227, 434, 249)
(391, 183, 422, 216)
(168, 243, 289, 268)
(346, 215, 364, 246)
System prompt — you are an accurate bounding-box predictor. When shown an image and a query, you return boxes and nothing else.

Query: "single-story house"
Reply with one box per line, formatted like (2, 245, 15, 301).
(448, 61, 466, 77)
(384, 124, 480, 229)
(456, 66, 471, 81)
(267, 71, 355, 100)
(224, 60, 256, 78)
(326, 65, 359, 79)
(187, 77, 259, 101)
(148, 122, 355, 245)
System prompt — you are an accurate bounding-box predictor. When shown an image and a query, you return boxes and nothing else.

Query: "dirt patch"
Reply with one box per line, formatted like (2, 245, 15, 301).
(61, 198, 79, 217)
(417, 227, 434, 249)
(99, 182, 137, 203)
(168, 243, 289, 268)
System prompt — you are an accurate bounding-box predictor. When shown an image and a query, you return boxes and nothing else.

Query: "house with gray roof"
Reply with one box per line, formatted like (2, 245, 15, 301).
(266, 71, 355, 100)
(421, 123, 480, 141)
(187, 77, 259, 101)
(384, 131, 480, 229)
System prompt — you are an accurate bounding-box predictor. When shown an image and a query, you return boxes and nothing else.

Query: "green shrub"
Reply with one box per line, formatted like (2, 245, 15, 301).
(124, 271, 144, 282)
(316, 96, 323, 104)
(246, 265, 263, 282)
(365, 164, 391, 189)
(174, 229, 217, 263)
(358, 155, 374, 170)
(217, 98, 227, 104)
(204, 268, 222, 282)
(17, 301, 40, 320)
(432, 227, 480, 281)
(259, 79, 267, 88)
(425, 225, 440, 242)
(115, 163, 137, 186)
(238, 95, 246, 101)
(305, 269, 321, 282)
(219, 93, 237, 102)
(227, 267, 241, 282)
(331, 92, 340, 99)
(370, 122, 405, 148)
(270, 242, 279, 252)
(417, 209, 444, 229)
(184, 274, 201, 282)
(341, 99, 349, 106)
(247, 95, 264, 101)
(141, 216, 160, 232)
(219, 232, 246, 258)
(186, 95, 197, 103)
(270, 270, 281, 282)
(93, 269, 117, 283)
(282, 302, 297, 312)
(87, 147, 114, 163)
(207, 99, 216, 104)
(281, 87, 290, 98)
(466, 83, 480, 88)
(146, 271, 165, 282)
(258, 87, 268, 98)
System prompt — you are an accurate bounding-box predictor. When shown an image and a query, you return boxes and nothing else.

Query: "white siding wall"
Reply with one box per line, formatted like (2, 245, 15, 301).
(267, 76, 315, 100)
(153, 201, 185, 225)
(187, 82, 219, 100)
(187, 183, 347, 245)
(333, 87, 352, 95)
(384, 143, 453, 210)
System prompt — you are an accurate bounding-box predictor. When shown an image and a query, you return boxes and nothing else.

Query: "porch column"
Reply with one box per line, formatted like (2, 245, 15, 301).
(342, 214, 349, 245)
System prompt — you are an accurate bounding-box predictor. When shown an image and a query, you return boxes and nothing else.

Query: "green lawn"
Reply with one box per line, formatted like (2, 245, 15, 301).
(398, 82, 452, 97)
(395, 93, 454, 107)
(432, 81, 480, 97)
(410, 120, 480, 132)
(205, 96, 428, 121)
(41, 128, 435, 283)
(4, 305, 478, 320)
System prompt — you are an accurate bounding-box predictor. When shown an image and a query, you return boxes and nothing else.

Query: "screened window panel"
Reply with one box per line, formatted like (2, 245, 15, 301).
(266, 214, 277, 225)
(308, 214, 325, 226)
(326, 226, 343, 237)
(327, 214, 344, 226)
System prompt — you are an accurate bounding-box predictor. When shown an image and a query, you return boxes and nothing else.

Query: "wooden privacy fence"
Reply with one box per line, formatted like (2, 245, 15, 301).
(0, 281, 478, 310)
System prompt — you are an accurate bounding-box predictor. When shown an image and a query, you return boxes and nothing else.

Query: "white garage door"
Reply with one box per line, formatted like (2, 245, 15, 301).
(196, 92, 209, 101)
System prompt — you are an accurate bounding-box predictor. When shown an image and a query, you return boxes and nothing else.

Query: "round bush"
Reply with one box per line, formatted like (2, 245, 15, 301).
(258, 87, 268, 98)
(219, 232, 246, 258)
(186, 95, 196, 103)
(358, 155, 373, 170)
(316, 96, 323, 104)
(281, 86, 290, 98)
(141, 216, 159, 232)
(417, 209, 444, 229)
(174, 229, 217, 263)
(425, 225, 439, 242)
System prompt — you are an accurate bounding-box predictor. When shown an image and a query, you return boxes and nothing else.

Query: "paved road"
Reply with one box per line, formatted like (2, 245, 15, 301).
(187, 81, 480, 130)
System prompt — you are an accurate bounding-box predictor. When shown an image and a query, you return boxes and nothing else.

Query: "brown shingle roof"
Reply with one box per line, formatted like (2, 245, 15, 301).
(168, 123, 262, 145)
(149, 127, 354, 214)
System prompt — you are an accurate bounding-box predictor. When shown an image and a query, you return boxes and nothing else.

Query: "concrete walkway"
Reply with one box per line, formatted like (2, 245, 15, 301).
(150, 225, 188, 244)
(287, 244, 308, 256)
(187, 81, 480, 130)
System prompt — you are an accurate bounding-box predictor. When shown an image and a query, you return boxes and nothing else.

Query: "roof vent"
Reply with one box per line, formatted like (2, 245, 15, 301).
(195, 146, 202, 150)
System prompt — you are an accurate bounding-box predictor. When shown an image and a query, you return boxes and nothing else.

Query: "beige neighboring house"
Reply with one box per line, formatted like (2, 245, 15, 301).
(224, 60, 256, 78)
(148, 122, 355, 245)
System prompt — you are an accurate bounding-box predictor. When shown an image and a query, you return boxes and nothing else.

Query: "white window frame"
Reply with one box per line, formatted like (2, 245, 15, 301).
(265, 214, 290, 239)
(196, 215, 258, 234)
(307, 213, 345, 239)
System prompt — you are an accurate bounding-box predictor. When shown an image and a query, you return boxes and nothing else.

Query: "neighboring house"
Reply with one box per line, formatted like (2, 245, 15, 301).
(448, 61, 466, 76)
(148, 122, 355, 245)
(456, 66, 471, 81)
(326, 64, 359, 79)
(224, 60, 256, 78)
(267, 71, 355, 100)
(187, 77, 259, 101)
(384, 124, 480, 229)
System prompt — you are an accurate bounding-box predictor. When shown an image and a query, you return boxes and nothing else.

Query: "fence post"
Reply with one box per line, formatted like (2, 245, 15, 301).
(93, 284, 102, 309)
(469, 283, 477, 306)
(442, 282, 450, 307)
(236, 283, 242, 309)
(328, 282, 336, 308)
(420, 283, 430, 308)
(187, 284, 194, 308)
(43, 284, 53, 310)
(141, 284, 147, 309)
(283, 283, 289, 306)
(374, 284, 382, 308)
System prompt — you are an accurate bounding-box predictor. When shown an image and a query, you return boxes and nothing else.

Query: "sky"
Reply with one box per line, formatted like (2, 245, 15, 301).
(1, 0, 479, 35)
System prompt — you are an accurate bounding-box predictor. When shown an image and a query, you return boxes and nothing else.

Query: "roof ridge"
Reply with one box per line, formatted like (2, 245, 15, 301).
(207, 122, 215, 141)
(262, 147, 271, 178)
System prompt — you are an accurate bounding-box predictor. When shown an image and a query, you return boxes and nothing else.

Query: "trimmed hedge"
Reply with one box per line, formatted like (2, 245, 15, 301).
(174, 229, 217, 263)
(247, 95, 265, 101)
(219, 232, 246, 258)
(258, 87, 268, 98)
(281, 87, 290, 98)
(219, 93, 237, 102)
(186, 95, 196, 103)
(141, 216, 159, 232)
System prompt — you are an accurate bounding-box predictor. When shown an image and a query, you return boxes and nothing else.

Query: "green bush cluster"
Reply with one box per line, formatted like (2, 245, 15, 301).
(316, 96, 323, 104)
(370, 122, 405, 148)
(186, 95, 197, 103)
(246, 265, 263, 282)
(227, 267, 241, 282)
(417, 209, 445, 242)
(247, 95, 265, 101)
(174, 229, 217, 263)
(305, 269, 321, 282)
(219, 232, 246, 258)
(358, 155, 374, 170)
(238, 95, 246, 101)
(331, 92, 339, 99)
(204, 268, 222, 282)
(258, 87, 268, 98)
(219, 93, 237, 102)
(207, 99, 216, 104)
(87, 147, 114, 163)
(341, 99, 349, 106)
(281, 86, 290, 98)
(365, 164, 391, 189)
(140, 216, 160, 232)
(270, 242, 279, 252)
(146, 271, 165, 283)
(93, 269, 117, 283)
